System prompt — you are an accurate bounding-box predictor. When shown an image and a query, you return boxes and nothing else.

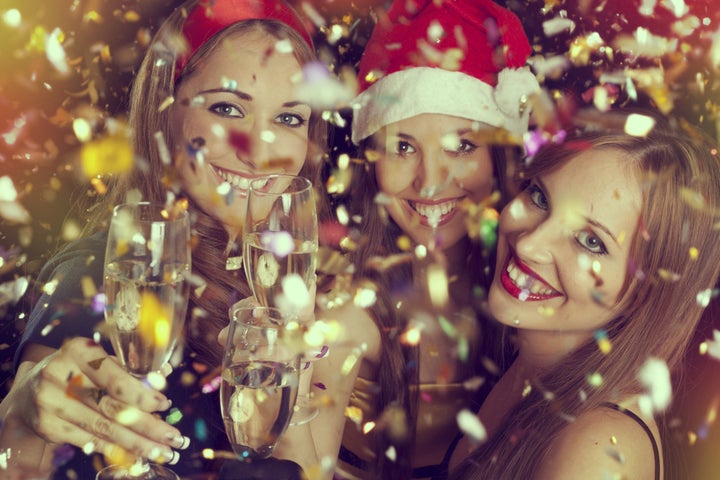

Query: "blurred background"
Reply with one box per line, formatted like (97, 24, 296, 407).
(2, 0, 720, 476)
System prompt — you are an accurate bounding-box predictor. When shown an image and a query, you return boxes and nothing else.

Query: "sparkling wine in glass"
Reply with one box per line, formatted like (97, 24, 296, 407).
(98, 202, 191, 480)
(243, 174, 319, 424)
(222, 304, 301, 459)
(243, 174, 317, 314)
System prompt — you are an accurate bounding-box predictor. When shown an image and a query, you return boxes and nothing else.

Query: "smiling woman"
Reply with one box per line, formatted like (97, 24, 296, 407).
(0, 0, 330, 477)
(448, 112, 720, 480)
(332, 0, 539, 478)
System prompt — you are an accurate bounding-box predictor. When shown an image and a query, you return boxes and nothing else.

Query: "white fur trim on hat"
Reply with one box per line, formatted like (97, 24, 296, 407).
(351, 66, 540, 145)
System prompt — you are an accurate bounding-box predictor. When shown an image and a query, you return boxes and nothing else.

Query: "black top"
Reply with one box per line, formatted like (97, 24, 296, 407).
(602, 402, 661, 480)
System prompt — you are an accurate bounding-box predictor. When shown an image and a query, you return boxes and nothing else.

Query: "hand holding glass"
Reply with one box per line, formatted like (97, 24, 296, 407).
(99, 202, 191, 480)
(221, 305, 301, 459)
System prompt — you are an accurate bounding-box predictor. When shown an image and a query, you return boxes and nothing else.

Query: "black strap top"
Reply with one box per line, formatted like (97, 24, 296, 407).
(602, 402, 661, 480)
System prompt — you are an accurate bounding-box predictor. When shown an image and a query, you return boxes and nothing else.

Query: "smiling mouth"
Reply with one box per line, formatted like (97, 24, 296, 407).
(211, 165, 269, 192)
(500, 253, 562, 301)
(407, 199, 459, 227)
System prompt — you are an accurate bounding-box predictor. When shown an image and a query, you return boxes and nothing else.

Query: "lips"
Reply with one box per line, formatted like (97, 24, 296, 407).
(406, 199, 459, 227)
(500, 250, 562, 301)
(211, 165, 269, 194)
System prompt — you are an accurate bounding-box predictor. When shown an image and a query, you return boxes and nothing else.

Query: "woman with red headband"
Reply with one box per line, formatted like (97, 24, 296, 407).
(0, 0, 327, 477)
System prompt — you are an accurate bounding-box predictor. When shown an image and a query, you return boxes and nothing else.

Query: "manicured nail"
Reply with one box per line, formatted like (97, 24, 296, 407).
(166, 434, 190, 450)
(149, 448, 179, 465)
(167, 450, 180, 465)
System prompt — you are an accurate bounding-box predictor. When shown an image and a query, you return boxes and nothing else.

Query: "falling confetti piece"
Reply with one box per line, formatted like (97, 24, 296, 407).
(703, 330, 720, 360)
(81, 132, 133, 178)
(45, 28, 69, 74)
(624, 113, 656, 137)
(637, 357, 671, 415)
(457, 409, 487, 443)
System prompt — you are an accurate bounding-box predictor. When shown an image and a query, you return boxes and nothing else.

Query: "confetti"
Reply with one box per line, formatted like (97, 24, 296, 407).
(702, 330, 720, 360)
(637, 357, 671, 415)
(456, 409, 487, 443)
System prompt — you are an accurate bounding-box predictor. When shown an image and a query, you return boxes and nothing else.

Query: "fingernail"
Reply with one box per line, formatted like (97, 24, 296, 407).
(158, 398, 172, 410)
(161, 363, 173, 377)
(149, 448, 179, 465)
(166, 434, 190, 450)
(167, 450, 180, 465)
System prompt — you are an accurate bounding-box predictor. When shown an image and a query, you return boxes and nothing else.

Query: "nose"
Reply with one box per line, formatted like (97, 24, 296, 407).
(505, 202, 556, 265)
(235, 120, 272, 170)
(413, 150, 449, 195)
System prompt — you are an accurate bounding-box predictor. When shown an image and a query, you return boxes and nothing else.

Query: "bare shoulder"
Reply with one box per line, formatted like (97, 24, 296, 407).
(319, 301, 382, 363)
(534, 405, 661, 480)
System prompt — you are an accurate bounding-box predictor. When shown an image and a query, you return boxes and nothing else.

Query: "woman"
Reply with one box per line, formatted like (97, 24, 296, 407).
(309, 0, 539, 478)
(448, 115, 720, 479)
(0, 0, 328, 477)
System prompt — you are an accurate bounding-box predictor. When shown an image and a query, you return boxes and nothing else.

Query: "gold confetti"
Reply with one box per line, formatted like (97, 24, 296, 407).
(81, 133, 133, 178)
(139, 291, 171, 348)
(537, 306, 555, 316)
(658, 269, 680, 282)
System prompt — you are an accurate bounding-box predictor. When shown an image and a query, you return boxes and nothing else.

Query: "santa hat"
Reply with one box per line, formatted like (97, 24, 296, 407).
(175, 0, 313, 81)
(351, 0, 539, 144)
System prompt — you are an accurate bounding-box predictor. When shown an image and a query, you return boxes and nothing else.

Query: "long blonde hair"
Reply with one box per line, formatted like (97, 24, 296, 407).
(451, 120, 720, 479)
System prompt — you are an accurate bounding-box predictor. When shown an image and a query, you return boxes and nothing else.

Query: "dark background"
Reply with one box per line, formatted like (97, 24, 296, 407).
(2, 0, 720, 477)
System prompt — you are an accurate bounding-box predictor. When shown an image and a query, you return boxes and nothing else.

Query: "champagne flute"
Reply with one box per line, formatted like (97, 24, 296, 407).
(222, 304, 301, 459)
(243, 174, 319, 424)
(98, 202, 191, 480)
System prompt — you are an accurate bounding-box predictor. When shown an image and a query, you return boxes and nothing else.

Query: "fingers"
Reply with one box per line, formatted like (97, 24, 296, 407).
(21, 338, 190, 461)
(61, 338, 170, 412)
(32, 368, 188, 462)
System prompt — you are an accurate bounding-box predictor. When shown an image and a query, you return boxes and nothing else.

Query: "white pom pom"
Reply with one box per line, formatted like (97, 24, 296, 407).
(494, 67, 541, 118)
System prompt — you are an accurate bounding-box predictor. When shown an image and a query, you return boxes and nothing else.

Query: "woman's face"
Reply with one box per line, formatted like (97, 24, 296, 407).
(374, 114, 495, 251)
(172, 29, 311, 232)
(489, 148, 641, 335)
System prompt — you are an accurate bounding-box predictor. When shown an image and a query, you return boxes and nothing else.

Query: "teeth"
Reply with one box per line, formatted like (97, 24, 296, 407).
(411, 200, 457, 220)
(506, 260, 556, 296)
(214, 167, 251, 190)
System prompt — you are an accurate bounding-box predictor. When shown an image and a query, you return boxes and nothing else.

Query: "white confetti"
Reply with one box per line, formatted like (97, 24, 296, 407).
(637, 357, 671, 416)
(0, 176, 18, 202)
(704, 329, 720, 360)
(46, 27, 70, 75)
(542, 17, 576, 37)
(456, 408, 487, 443)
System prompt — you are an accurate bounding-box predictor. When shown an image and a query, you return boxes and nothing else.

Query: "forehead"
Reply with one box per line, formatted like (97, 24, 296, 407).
(189, 29, 302, 83)
(384, 114, 487, 138)
(544, 148, 642, 236)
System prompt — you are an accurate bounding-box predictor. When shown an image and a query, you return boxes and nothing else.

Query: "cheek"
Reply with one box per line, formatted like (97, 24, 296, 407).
(173, 108, 232, 160)
(376, 160, 413, 194)
(277, 129, 310, 171)
(455, 155, 494, 196)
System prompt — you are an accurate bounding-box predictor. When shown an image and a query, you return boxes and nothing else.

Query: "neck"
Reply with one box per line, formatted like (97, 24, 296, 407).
(412, 236, 475, 305)
(514, 329, 592, 372)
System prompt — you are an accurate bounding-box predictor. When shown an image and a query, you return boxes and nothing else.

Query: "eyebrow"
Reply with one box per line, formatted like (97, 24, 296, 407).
(197, 88, 310, 109)
(536, 177, 620, 246)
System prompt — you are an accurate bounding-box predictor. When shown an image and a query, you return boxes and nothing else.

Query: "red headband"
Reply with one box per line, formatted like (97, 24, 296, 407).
(175, 0, 313, 81)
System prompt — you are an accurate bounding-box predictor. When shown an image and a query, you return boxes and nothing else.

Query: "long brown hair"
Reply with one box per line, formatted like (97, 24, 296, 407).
(451, 120, 720, 479)
(343, 137, 516, 476)
(83, 0, 328, 368)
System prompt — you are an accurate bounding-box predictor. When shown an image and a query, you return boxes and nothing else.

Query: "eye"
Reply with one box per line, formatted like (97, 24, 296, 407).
(526, 183, 548, 210)
(209, 102, 242, 118)
(575, 229, 607, 255)
(449, 139, 477, 155)
(457, 140, 477, 154)
(393, 140, 416, 156)
(275, 113, 305, 127)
